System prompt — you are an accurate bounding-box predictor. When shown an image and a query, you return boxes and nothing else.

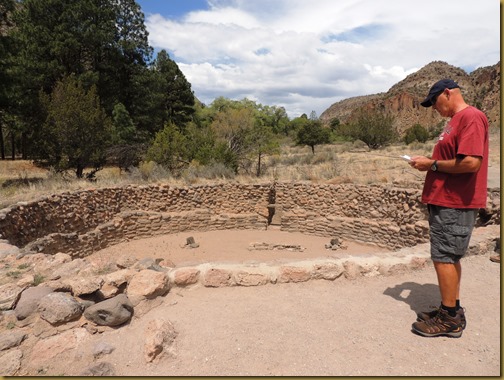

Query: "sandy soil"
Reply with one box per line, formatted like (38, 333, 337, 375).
(89, 228, 390, 267)
(35, 229, 500, 377)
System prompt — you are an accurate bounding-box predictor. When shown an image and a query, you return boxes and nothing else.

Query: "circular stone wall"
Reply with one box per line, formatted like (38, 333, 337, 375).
(0, 182, 500, 258)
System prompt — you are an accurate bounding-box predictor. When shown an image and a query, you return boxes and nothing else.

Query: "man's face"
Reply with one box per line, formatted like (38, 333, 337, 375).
(432, 89, 450, 117)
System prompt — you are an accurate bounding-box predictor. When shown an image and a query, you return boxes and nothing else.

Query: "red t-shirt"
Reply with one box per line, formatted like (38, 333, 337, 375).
(421, 106, 489, 209)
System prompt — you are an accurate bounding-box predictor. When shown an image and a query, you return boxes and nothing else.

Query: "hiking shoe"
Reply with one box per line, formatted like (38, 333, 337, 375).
(412, 308, 464, 338)
(417, 306, 466, 330)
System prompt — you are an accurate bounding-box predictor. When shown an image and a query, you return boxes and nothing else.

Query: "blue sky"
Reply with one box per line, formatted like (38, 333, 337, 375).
(136, 0, 500, 118)
(137, 0, 209, 21)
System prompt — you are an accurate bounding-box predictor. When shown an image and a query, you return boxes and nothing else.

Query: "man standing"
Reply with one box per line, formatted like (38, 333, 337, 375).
(409, 79, 489, 338)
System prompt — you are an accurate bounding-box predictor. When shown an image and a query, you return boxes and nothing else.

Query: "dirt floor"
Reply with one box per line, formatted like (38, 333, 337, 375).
(38, 229, 500, 377)
(89, 228, 390, 267)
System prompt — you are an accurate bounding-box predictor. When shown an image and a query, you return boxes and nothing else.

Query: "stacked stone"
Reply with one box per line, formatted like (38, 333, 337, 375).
(0, 182, 500, 258)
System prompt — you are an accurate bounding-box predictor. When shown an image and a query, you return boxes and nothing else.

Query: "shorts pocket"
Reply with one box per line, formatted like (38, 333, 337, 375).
(444, 225, 471, 256)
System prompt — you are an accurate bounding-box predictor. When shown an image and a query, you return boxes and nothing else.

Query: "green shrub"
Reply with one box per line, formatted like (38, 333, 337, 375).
(344, 109, 398, 149)
(404, 124, 429, 144)
(127, 161, 171, 181)
(33, 274, 45, 286)
(6, 271, 21, 279)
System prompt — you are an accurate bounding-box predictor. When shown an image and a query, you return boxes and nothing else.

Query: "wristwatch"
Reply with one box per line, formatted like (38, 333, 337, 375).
(431, 160, 438, 172)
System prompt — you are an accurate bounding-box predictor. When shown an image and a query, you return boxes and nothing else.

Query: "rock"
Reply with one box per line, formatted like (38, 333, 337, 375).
(16, 274, 34, 288)
(235, 271, 270, 287)
(173, 268, 200, 287)
(115, 255, 137, 269)
(0, 283, 24, 311)
(29, 328, 88, 367)
(0, 329, 26, 351)
(203, 269, 233, 288)
(68, 277, 104, 297)
(98, 269, 135, 299)
(35, 252, 72, 274)
(158, 259, 176, 269)
(0, 348, 22, 376)
(79, 362, 115, 376)
(38, 292, 83, 325)
(32, 317, 59, 338)
(83, 294, 134, 327)
(144, 319, 177, 363)
(42, 279, 72, 292)
(92, 341, 115, 358)
(127, 270, 170, 306)
(97, 284, 119, 300)
(50, 258, 88, 281)
(0, 240, 20, 257)
(133, 258, 167, 272)
(312, 262, 344, 280)
(14, 286, 54, 320)
(278, 266, 311, 283)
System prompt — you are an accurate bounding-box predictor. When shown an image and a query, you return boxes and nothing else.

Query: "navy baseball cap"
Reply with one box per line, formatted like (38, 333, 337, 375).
(421, 79, 460, 107)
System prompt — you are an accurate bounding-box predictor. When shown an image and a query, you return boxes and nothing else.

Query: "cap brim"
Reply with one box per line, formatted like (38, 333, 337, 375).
(421, 98, 433, 108)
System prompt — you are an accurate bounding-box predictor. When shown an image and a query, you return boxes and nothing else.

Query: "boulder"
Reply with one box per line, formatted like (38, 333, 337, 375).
(133, 258, 167, 272)
(0, 283, 24, 311)
(0, 348, 22, 376)
(83, 294, 134, 327)
(14, 286, 54, 320)
(29, 328, 88, 367)
(278, 266, 311, 283)
(68, 276, 104, 297)
(49, 258, 88, 281)
(173, 268, 200, 287)
(38, 292, 83, 325)
(144, 319, 178, 363)
(127, 270, 170, 306)
(203, 269, 233, 288)
(79, 362, 115, 376)
(0, 330, 26, 351)
(92, 341, 116, 358)
(98, 269, 136, 299)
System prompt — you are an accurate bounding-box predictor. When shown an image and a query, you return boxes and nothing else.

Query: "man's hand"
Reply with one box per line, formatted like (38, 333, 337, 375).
(409, 156, 433, 172)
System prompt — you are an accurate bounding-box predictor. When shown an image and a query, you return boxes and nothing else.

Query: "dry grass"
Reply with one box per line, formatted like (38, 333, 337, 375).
(0, 128, 499, 209)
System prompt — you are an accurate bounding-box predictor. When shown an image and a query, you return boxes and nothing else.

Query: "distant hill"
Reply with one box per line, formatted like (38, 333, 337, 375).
(320, 61, 501, 133)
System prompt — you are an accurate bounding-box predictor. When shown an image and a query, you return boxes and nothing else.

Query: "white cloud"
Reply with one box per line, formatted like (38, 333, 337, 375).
(144, 0, 500, 118)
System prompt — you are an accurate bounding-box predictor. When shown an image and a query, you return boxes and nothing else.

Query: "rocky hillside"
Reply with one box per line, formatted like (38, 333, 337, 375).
(320, 61, 501, 133)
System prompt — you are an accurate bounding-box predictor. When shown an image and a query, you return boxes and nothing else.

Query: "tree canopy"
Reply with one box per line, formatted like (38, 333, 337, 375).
(0, 0, 197, 176)
(1, 0, 330, 179)
(40, 74, 112, 178)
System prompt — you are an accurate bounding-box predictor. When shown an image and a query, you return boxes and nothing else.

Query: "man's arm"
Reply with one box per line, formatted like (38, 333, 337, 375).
(409, 155, 482, 173)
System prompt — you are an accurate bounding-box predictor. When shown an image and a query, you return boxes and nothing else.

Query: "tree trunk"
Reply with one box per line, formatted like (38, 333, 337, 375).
(10, 130, 15, 160)
(256, 152, 262, 177)
(21, 132, 27, 159)
(0, 120, 5, 160)
(76, 163, 84, 178)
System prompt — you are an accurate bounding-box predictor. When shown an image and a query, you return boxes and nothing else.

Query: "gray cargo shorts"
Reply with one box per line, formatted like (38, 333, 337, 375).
(428, 204, 478, 264)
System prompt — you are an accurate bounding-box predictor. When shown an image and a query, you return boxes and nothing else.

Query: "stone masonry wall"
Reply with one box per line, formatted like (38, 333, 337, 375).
(276, 183, 431, 249)
(0, 182, 500, 257)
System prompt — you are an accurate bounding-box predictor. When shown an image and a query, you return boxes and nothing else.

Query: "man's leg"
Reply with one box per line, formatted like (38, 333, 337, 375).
(412, 261, 464, 337)
(455, 261, 461, 301)
(433, 261, 461, 308)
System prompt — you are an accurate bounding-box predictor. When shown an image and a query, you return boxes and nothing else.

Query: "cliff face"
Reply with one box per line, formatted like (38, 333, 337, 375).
(320, 61, 501, 133)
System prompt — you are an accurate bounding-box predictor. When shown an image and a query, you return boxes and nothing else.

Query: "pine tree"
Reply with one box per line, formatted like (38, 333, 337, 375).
(0, 0, 17, 159)
(10, 0, 154, 157)
(153, 50, 195, 127)
(40, 74, 112, 178)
